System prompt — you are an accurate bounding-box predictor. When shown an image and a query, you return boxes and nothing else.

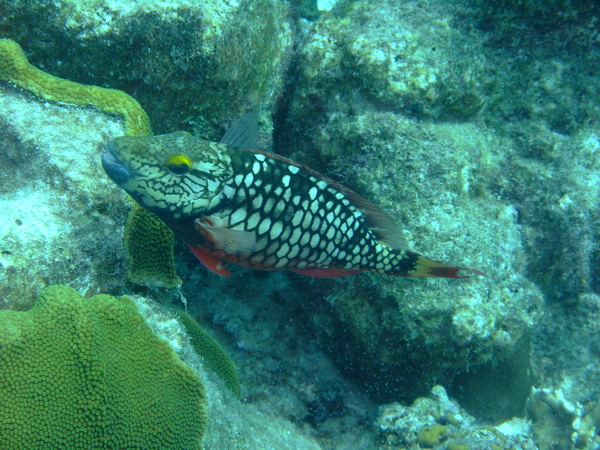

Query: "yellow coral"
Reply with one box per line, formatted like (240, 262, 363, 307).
(0, 38, 151, 137)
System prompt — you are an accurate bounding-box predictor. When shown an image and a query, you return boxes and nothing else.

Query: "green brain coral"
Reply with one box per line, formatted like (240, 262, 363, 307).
(124, 202, 182, 288)
(0, 285, 206, 450)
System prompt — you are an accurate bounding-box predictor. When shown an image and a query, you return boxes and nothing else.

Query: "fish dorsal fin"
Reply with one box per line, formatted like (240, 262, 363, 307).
(330, 182, 409, 251)
(219, 112, 259, 150)
(239, 148, 409, 251)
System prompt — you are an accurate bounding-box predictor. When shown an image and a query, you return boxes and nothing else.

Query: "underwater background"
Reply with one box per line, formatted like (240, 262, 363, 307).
(0, 0, 599, 449)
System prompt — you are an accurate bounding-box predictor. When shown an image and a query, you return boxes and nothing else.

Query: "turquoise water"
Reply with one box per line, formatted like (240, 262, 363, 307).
(1, 1, 599, 449)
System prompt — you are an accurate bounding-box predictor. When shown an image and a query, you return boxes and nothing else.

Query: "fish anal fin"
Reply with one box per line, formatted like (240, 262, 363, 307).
(292, 269, 361, 278)
(194, 217, 257, 255)
(187, 243, 232, 277)
(238, 147, 408, 251)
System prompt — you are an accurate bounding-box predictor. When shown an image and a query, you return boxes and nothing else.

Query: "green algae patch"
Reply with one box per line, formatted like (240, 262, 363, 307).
(0, 285, 206, 449)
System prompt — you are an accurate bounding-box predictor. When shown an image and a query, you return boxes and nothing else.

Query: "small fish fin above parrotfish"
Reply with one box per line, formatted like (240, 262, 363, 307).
(187, 243, 232, 277)
(219, 112, 259, 150)
(194, 217, 257, 254)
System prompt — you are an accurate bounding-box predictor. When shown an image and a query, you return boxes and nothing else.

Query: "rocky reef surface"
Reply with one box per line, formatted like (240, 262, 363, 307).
(1, 0, 600, 449)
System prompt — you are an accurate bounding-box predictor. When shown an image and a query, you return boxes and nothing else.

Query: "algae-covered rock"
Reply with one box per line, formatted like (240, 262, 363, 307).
(293, 0, 485, 124)
(449, 336, 534, 422)
(278, 0, 599, 406)
(0, 285, 207, 449)
(375, 386, 537, 450)
(1, 0, 294, 139)
(286, 112, 542, 402)
(0, 82, 129, 308)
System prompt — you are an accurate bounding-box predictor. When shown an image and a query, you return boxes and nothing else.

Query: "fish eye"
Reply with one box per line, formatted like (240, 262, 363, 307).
(167, 155, 192, 175)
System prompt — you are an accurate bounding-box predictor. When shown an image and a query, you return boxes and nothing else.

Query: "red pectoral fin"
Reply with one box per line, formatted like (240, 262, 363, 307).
(292, 269, 361, 278)
(187, 244, 232, 278)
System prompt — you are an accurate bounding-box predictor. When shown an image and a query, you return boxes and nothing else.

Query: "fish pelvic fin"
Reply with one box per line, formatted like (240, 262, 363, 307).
(407, 254, 486, 279)
(187, 243, 232, 277)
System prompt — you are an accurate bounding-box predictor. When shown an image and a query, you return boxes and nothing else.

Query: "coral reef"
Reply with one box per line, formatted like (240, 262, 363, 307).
(0, 285, 207, 449)
(0, 38, 151, 136)
(124, 202, 182, 288)
(0, 0, 293, 139)
(2, 0, 600, 448)
(376, 385, 537, 450)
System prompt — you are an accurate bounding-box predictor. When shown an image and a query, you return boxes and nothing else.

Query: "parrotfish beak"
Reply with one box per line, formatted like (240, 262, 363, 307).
(102, 140, 130, 186)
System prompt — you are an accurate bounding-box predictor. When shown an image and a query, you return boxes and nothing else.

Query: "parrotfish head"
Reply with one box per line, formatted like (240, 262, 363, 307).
(102, 131, 235, 220)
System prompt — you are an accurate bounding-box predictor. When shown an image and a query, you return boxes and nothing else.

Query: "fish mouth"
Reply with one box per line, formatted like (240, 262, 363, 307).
(101, 141, 130, 185)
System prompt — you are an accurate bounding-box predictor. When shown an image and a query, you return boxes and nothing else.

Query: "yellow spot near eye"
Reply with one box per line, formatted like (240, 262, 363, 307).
(167, 155, 192, 174)
(168, 155, 192, 166)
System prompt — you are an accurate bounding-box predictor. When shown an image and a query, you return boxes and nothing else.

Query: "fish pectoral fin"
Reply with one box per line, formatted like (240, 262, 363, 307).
(292, 269, 361, 278)
(187, 243, 232, 277)
(194, 218, 257, 254)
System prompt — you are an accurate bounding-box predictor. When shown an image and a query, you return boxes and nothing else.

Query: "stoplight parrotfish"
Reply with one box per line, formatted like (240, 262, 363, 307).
(102, 114, 485, 279)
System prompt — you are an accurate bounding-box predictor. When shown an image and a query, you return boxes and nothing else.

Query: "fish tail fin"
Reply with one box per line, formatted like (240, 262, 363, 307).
(403, 252, 486, 278)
